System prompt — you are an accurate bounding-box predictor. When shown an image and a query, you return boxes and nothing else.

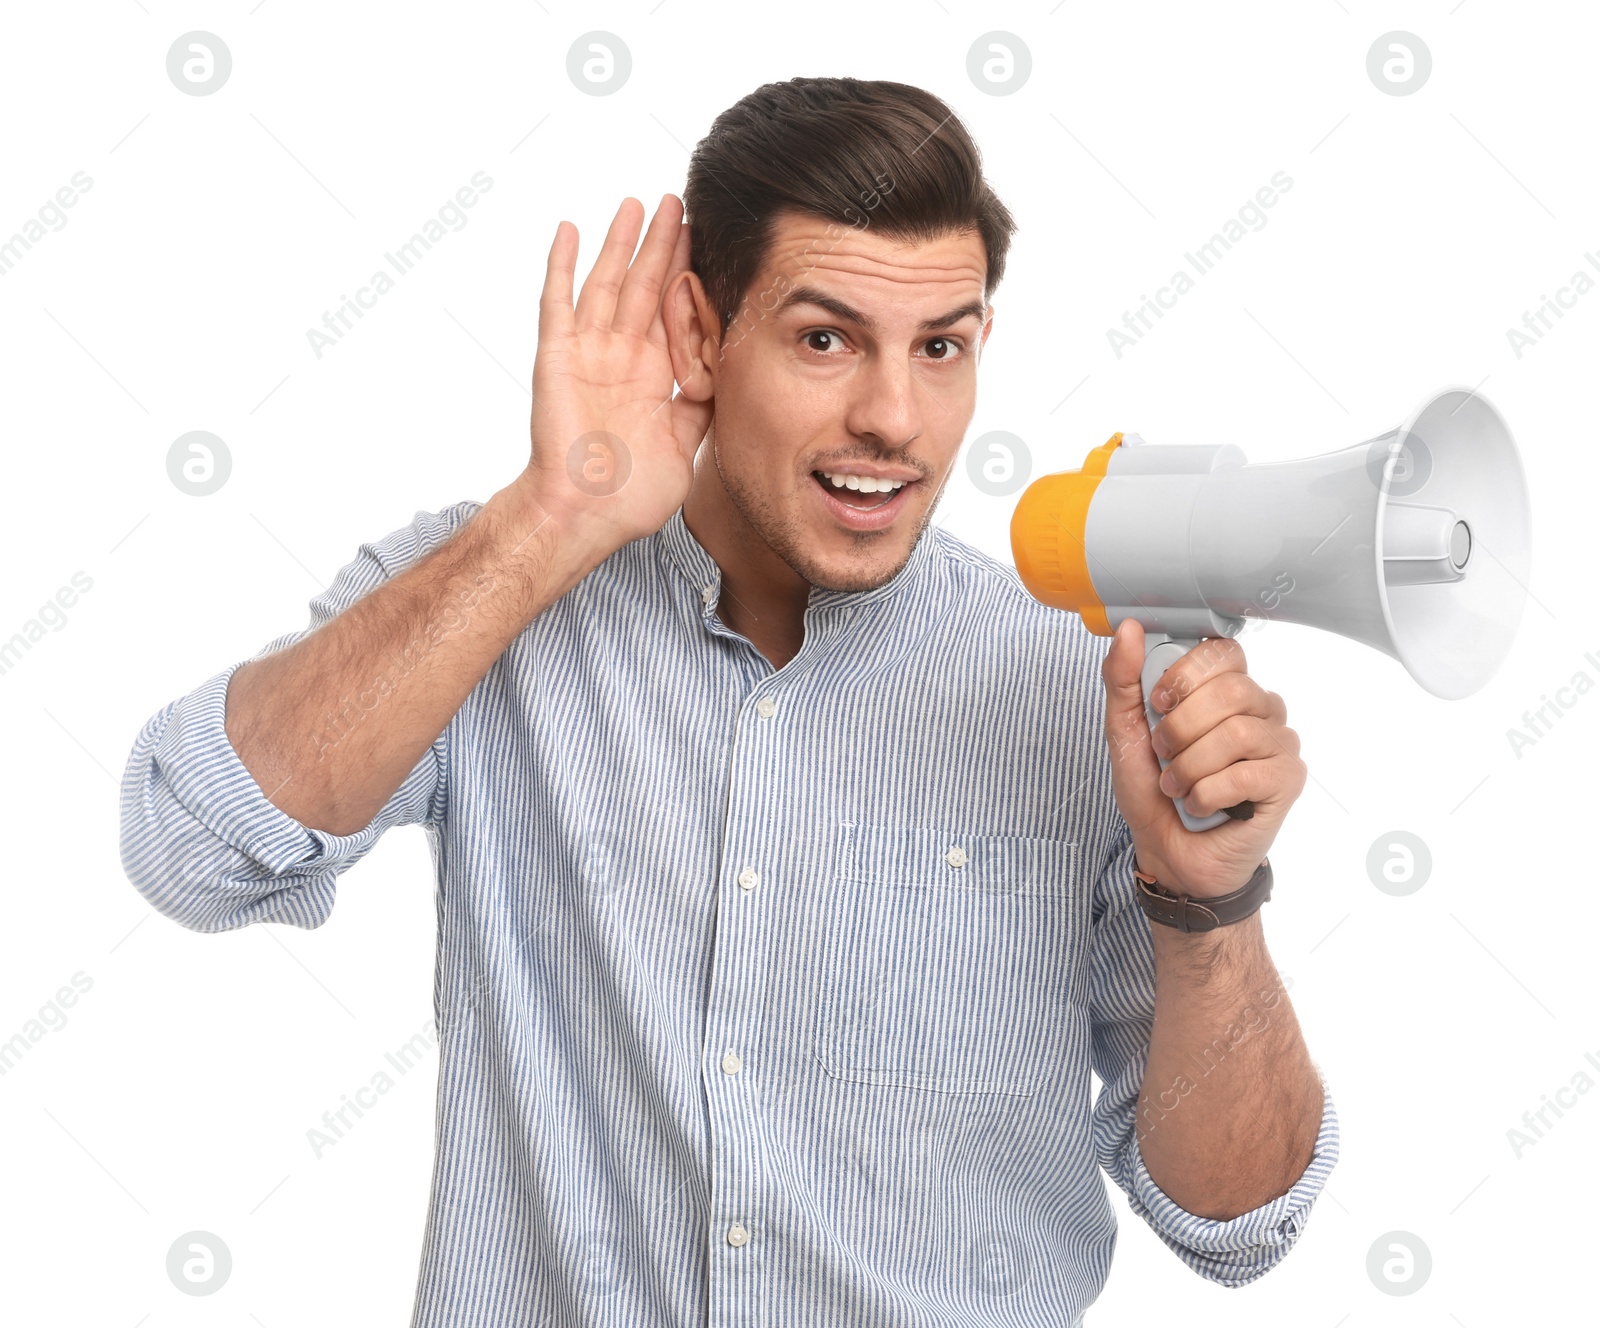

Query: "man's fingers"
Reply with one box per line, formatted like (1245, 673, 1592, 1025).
(668, 218, 691, 285)
(573, 197, 645, 331)
(1157, 715, 1298, 799)
(1150, 635, 1246, 713)
(613, 194, 683, 336)
(1151, 671, 1281, 760)
(538, 219, 578, 338)
(1182, 753, 1305, 819)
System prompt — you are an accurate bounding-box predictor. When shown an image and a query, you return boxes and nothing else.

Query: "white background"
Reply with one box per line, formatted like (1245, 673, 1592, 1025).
(0, 1, 1592, 1323)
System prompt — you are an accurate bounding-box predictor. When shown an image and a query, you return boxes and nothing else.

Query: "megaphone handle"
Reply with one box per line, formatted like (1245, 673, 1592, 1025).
(1138, 632, 1253, 832)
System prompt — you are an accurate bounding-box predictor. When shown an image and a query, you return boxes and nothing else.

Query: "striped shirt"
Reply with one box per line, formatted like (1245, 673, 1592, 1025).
(120, 499, 1339, 1326)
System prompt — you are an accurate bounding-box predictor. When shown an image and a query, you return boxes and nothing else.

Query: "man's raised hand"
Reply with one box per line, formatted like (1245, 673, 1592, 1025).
(518, 194, 713, 548)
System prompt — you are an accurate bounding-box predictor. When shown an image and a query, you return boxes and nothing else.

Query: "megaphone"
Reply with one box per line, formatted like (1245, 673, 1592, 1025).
(1010, 386, 1533, 831)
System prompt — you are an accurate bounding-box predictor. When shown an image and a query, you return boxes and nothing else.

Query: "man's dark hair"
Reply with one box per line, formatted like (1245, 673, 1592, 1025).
(683, 76, 1017, 338)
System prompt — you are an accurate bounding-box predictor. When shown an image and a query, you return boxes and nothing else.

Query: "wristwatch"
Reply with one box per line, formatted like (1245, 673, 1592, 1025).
(1133, 856, 1273, 932)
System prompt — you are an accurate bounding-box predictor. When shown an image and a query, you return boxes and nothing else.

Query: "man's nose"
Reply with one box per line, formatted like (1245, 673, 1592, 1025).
(844, 353, 925, 451)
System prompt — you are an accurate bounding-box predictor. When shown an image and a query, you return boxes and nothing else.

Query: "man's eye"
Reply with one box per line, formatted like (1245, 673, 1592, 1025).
(801, 330, 966, 359)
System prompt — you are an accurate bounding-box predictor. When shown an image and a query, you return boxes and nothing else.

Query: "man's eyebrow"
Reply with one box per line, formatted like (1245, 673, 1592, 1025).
(774, 285, 986, 335)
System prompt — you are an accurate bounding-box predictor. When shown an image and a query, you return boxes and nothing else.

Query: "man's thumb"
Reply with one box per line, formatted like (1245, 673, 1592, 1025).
(1103, 618, 1151, 717)
(1103, 618, 1168, 815)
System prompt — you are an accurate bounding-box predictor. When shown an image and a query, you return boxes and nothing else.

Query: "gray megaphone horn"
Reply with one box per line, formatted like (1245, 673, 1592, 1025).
(1010, 386, 1534, 830)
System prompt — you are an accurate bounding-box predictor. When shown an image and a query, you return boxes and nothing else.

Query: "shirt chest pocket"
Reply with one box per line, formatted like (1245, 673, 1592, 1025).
(814, 823, 1080, 1099)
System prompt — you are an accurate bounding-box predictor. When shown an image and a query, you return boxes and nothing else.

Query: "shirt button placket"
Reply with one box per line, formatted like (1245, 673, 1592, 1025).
(705, 685, 785, 1324)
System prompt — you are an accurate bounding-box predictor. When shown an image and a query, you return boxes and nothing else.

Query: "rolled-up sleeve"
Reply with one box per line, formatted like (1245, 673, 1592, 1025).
(1087, 820, 1340, 1286)
(118, 499, 482, 933)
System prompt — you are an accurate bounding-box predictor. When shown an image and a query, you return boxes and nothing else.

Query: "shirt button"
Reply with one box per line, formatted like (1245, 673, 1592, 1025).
(755, 695, 778, 719)
(727, 1222, 749, 1247)
(721, 1049, 742, 1075)
(701, 585, 715, 606)
(737, 867, 759, 891)
(945, 845, 969, 868)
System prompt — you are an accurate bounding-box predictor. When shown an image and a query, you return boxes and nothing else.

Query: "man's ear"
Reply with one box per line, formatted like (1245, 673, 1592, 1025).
(663, 269, 719, 404)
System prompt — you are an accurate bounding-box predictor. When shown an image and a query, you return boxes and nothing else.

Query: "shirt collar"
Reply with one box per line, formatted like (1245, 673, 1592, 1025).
(655, 506, 938, 621)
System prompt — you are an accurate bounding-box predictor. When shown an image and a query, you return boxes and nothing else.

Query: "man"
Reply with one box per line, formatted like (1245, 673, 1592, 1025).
(121, 76, 1337, 1325)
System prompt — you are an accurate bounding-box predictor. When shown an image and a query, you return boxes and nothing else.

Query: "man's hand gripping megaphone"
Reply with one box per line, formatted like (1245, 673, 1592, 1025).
(1102, 619, 1305, 898)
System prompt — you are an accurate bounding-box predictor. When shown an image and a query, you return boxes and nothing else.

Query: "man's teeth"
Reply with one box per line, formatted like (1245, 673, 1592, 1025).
(819, 471, 908, 493)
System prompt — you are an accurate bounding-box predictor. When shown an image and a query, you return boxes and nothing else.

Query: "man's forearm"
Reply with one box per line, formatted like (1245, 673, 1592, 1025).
(1133, 910, 1324, 1220)
(225, 483, 606, 837)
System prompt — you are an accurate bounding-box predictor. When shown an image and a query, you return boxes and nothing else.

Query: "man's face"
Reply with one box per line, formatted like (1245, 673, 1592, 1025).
(699, 210, 993, 592)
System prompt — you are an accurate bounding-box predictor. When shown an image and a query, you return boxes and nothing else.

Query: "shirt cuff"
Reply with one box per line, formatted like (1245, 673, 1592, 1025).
(150, 662, 392, 875)
(1120, 1068, 1340, 1286)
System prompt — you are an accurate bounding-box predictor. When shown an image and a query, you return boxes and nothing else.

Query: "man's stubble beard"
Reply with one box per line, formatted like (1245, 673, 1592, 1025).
(708, 432, 944, 594)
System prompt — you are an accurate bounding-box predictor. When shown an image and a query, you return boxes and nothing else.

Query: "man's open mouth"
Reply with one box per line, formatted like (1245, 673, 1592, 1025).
(811, 469, 916, 512)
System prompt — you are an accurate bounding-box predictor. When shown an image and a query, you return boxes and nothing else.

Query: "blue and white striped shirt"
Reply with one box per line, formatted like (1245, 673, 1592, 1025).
(120, 499, 1338, 1326)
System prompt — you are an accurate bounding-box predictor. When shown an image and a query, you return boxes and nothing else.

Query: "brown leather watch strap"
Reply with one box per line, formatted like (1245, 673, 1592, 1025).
(1133, 857, 1273, 932)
